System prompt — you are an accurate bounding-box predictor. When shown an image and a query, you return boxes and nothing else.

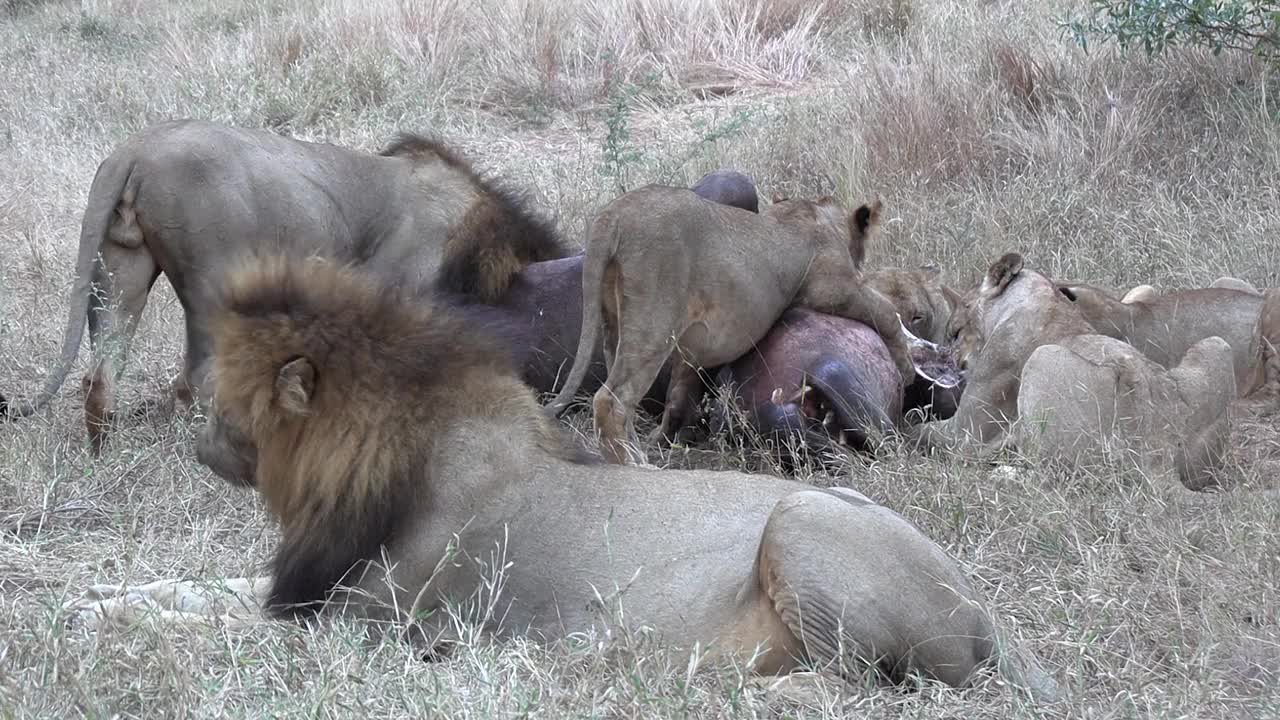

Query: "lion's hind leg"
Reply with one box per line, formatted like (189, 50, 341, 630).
(592, 287, 684, 464)
(64, 576, 270, 632)
(82, 241, 159, 453)
(755, 489, 994, 690)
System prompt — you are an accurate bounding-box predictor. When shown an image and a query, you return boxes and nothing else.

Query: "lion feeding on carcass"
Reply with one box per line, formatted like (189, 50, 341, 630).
(547, 189, 923, 464)
(912, 253, 1237, 493)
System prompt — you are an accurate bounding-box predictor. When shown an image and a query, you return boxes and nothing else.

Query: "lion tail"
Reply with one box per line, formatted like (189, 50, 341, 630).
(4, 154, 135, 420)
(546, 214, 618, 416)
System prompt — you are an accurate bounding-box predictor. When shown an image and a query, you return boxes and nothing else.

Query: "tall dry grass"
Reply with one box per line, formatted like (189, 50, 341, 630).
(2, 0, 1280, 717)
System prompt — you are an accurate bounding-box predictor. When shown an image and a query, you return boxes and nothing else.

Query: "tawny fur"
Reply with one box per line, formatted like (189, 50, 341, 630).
(547, 188, 914, 464)
(81, 254, 1065, 703)
(210, 254, 592, 614)
(380, 133, 570, 303)
(1247, 288, 1280, 406)
(1, 120, 568, 456)
(1209, 276, 1262, 296)
(914, 254, 1238, 494)
(1121, 285, 1158, 304)
(863, 265, 960, 345)
(1056, 281, 1264, 397)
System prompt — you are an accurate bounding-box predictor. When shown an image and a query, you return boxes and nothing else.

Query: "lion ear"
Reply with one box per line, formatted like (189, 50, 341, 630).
(275, 357, 316, 416)
(919, 261, 941, 279)
(941, 284, 963, 309)
(982, 252, 1023, 297)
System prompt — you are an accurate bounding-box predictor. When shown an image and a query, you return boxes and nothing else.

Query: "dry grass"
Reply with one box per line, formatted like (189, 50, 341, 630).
(3, 0, 1280, 717)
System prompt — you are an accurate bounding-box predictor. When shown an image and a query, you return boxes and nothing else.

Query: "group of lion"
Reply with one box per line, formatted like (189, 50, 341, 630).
(8, 119, 1280, 705)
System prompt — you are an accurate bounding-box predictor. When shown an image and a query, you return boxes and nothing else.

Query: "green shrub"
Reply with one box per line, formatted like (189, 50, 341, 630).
(1063, 0, 1280, 63)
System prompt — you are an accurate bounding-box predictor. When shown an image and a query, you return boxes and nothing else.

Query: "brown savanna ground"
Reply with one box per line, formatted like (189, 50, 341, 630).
(2, 0, 1280, 717)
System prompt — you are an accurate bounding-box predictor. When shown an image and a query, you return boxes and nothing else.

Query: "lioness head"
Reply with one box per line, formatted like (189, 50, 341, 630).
(945, 253, 1030, 370)
(945, 289, 980, 371)
(865, 264, 963, 345)
(766, 194, 882, 269)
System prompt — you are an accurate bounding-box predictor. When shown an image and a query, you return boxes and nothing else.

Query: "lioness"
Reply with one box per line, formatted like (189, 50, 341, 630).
(912, 254, 1237, 492)
(864, 265, 966, 420)
(863, 265, 961, 345)
(547, 188, 918, 464)
(2, 119, 568, 453)
(1056, 281, 1264, 397)
(1122, 278, 1263, 303)
(68, 255, 1060, 702)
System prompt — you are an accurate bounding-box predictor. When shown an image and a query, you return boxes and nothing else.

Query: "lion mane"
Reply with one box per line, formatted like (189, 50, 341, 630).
(209, 254, 597, 616)
(380, 132, 570, 303)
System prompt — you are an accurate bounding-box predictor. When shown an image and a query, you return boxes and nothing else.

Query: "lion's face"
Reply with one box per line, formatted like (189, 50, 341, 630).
(195, 410, 258, 489)
(901, 281, 954, 345)
(945, 292, 981, 371)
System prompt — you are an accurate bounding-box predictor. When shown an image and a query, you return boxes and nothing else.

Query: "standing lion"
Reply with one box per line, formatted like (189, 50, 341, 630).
(547, 187, 918, 464)
(2, 119, 568, 453)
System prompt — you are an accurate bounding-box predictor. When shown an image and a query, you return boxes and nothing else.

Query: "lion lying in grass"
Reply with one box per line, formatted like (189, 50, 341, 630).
(1078, 276, 1280, 407)
(67, 255, 1060, 702)
(1056, 281, 1264, 399)
(911, 253, 1237, 493)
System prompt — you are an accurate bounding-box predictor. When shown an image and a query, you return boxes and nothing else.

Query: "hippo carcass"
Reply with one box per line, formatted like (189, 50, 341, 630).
(691, 169, 759, 213)
(451, 256, 671, 413)
(713, 307, 962, 456)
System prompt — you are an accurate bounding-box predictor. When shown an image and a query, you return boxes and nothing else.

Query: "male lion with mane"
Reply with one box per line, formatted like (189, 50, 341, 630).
(68, 255, 1060, 702)
(2, 119, 568, 453)
(548, 188, 920, 464)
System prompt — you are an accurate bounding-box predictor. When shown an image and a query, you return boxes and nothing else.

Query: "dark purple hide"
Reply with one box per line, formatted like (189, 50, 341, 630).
(449, 256, 671, 412)
(715, 307, 903, 453)
(691, 170, 759, 213)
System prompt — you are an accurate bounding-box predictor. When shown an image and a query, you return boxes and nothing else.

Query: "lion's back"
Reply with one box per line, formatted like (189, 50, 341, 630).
(596, 184, 777, 261)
